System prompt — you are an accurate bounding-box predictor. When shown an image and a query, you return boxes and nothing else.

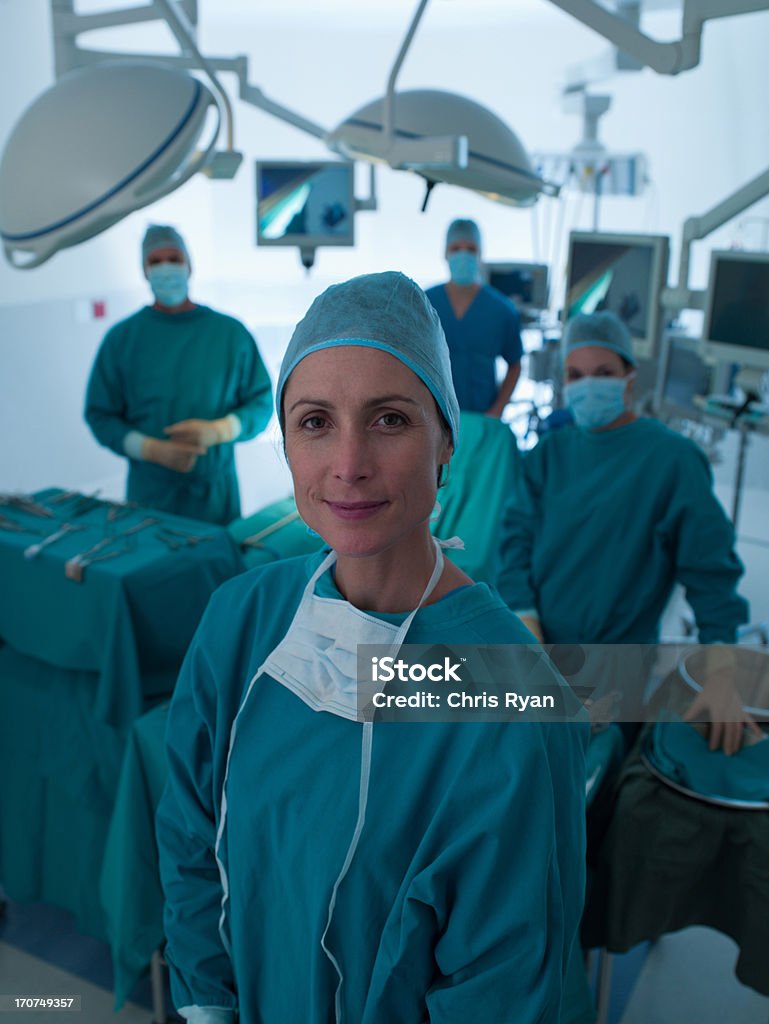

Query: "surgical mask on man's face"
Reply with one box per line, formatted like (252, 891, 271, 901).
(563, 375, 633, 430)
(447, 251, 481, 286)
(147, 263, 189, 308)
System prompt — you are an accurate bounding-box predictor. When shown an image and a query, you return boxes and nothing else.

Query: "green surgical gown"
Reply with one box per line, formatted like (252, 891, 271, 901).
(156, 554, 588, 1023)
(497, 418, 748, 644)
(85, 305, 272, 524)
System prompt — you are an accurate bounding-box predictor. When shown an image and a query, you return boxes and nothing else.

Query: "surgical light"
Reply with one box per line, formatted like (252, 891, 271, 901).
(326, 89, 554, 208)
(0, 61, 219, 268)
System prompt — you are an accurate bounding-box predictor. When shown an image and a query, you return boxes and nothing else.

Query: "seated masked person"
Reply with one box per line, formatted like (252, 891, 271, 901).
(156, 272, 588, 1024)
(497, 310, 755, 755)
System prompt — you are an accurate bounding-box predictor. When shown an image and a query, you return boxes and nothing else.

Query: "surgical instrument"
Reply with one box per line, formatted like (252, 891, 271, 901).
(0, 514, 44, 534)
(24, 523, 85, 560)
(64, 517, 159, 581)
(0, 493, 55, 518)
(155, 526, 214, 550)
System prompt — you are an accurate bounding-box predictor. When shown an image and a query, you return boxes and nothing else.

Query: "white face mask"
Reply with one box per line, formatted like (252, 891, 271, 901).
(262, 541, 447, 722)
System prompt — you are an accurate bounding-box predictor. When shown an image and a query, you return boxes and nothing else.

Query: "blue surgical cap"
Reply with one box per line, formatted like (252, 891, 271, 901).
(141, 224, 190, 266)
(562, 311, 637, 367)
(446, 218, 481, 251)
(277, 271, 460, 449)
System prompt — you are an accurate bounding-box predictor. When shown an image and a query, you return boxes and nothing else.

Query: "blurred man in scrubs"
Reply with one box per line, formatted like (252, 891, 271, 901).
(426, 218, 523, 418)
(85, 225, 272, 524)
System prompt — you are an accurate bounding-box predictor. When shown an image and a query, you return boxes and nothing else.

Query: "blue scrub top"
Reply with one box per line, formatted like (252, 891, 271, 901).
(497, 417, 748, 644)
(157, 553, 588, 1024)
(425, 284, 523, 412)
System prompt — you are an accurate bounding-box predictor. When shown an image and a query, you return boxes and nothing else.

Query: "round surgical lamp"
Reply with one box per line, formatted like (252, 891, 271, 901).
(0, 61, 220, 269)
(326, 89, 553, 206)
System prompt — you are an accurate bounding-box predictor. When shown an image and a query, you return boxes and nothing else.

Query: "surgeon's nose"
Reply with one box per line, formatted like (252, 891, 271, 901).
(332, 430, 372, 484)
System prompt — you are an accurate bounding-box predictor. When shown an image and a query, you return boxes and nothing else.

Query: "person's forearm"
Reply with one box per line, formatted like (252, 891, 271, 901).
(85, 408, 133, 458)
(488, 362, 521, 417)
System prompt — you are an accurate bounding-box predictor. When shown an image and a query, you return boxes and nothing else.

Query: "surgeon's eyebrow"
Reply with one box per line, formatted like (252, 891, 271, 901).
(362, 394, 421, 409)
(287, 394, 420, 414)
(567, 362, 619, 376)
(287, 398, 333, 413)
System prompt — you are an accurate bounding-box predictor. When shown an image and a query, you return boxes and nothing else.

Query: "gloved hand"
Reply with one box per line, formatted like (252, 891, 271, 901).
(164, 418, 235, 449)
(518, 613, 544, 644)
(142, 437, 204, 473)
(683, 644, 764, 755)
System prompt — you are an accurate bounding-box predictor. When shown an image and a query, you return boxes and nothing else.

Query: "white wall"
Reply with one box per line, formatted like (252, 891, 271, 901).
(1, 0, 768, 514)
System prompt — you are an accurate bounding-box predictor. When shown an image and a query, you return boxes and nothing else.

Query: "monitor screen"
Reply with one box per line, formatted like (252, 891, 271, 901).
(486, 262, 549, 310)
(702, 250, 769, 370)
(255, 161, 355, 247)
(657, 336, 713, 417)
(564, 232, 670, 361)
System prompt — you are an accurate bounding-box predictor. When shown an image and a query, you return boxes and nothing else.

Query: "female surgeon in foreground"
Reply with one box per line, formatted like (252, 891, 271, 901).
(156, 272, 588, 1024)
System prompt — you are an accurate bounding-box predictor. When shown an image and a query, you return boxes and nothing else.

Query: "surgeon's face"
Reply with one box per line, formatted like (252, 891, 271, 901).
(143, 246, 189, 274)
(564, 345, 630, 382)
(446, 239, 479, 256)
(283, 346, 452, 560)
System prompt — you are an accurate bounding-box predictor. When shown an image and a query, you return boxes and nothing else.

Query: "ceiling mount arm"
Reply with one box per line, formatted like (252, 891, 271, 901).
(155, 0, 234, 151)
(384, 0, 430, 145)
(549, 0, 769, 77)
(51, 0, 198, 75)
(50, 0, 328, 149)
(663, 165, 769, 311)
(373, 0, 467, 172)
(548, 0, 693, 74)
(237, 63, 327, 141)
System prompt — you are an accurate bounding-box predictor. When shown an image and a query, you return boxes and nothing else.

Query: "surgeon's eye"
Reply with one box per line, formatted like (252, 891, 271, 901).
(300, 415, 329, 431)
(376, 412, 407, 428)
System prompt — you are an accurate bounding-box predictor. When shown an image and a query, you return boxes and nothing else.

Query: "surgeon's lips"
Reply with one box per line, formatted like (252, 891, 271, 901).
(325, 500, 388, 520)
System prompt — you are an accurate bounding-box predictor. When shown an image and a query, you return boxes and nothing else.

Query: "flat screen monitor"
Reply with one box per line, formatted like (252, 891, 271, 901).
(255, 160, 355, 248)
(564, 231, 670, 361)
(486, 262, 549, 311)
(701, 249, 769, 372)
(655, 334, 713, 418)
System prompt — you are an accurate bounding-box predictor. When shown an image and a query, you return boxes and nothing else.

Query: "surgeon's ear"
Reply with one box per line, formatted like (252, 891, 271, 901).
(437, 439, 453, 486)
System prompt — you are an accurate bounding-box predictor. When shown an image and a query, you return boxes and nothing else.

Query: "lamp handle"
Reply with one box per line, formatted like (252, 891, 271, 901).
(2, 242, 57, 270)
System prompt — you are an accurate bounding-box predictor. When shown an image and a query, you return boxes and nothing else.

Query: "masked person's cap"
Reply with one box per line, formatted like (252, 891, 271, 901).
(277, 271, 460, 449)
(445, 218, 481, 251)
(141, 224, 190, 267)
(562, 311, 637, 367)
